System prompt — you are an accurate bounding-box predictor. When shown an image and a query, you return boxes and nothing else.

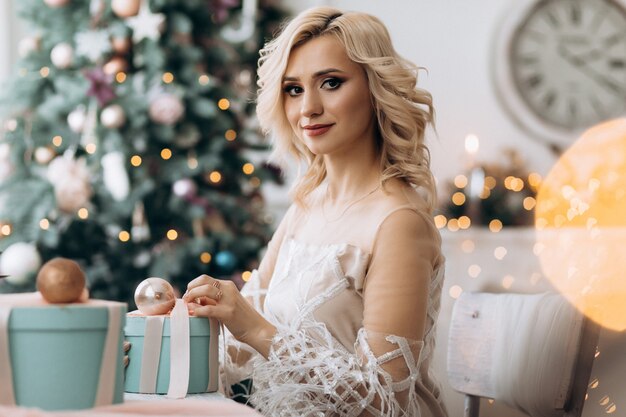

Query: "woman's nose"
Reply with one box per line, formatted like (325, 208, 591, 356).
(301, 90, 323, 118)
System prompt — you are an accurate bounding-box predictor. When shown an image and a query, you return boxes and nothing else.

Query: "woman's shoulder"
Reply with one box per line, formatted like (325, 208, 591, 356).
(371, 178, 431, 216)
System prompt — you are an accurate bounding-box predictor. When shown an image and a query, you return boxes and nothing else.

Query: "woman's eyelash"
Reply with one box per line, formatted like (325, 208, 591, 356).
(321, 77, 343, 89)
(283, 85, 302, 96)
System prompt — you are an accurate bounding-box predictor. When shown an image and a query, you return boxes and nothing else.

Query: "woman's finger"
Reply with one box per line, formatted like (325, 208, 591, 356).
(187, 302, 222, 320)
(183, 284, 222, 303)
(123, 341, 131, 353)
(185, 274, 214, 291)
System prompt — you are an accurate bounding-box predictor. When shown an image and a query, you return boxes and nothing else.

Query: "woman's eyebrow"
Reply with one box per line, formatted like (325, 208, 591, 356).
(282, 68, 346, 82)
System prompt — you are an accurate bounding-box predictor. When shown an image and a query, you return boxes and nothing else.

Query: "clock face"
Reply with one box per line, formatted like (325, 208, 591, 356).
(510, 0, 626, 131)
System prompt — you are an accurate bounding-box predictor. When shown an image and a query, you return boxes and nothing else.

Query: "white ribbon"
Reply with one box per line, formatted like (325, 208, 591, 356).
(138, 316, 164, 393)
(94, 305, 121, 406)
(166, 299, 190, 399)
(207, 318, 219, 392)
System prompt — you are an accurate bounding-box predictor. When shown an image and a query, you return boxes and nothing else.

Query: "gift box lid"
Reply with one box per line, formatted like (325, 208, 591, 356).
(9, 303, 126, 331)
(125, 314, 213, 337)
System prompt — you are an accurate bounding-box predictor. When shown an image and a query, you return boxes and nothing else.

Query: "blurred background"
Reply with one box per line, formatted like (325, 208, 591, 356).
(1, 0, 625, 416)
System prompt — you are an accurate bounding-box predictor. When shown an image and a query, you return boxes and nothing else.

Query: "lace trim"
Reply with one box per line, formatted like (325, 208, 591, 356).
(250, 320, 425, 417)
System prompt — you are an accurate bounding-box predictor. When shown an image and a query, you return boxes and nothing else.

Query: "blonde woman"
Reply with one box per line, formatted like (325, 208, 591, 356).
(184, 6, 447, 416)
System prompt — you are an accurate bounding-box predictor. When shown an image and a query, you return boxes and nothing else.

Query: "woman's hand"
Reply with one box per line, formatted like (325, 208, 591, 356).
(183, 274, 276, 358)
(123, 340, 131, 368)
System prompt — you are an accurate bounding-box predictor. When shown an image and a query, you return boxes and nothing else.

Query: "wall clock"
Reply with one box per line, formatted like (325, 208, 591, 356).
(492, 0, 626, 149)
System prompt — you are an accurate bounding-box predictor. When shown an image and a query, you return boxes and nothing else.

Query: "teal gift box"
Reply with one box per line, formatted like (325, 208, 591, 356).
(124, 313, 219, 395)
(0, 294, 127, 411)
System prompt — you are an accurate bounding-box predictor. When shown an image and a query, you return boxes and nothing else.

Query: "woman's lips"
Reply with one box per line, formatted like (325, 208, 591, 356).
(303, 124, 333, 136)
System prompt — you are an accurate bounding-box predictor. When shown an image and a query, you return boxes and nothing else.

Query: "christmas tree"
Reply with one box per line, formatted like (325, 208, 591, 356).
(0, 0, 287, 305)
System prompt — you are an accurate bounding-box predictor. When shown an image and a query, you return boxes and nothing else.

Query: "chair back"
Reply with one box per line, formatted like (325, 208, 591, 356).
(447, 292, 600, 417)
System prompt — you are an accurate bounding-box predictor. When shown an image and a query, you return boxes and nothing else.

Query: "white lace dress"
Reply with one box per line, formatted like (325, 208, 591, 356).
(224, 189, 448, 417)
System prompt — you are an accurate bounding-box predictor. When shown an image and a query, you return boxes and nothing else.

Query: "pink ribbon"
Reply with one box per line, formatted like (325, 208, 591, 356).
(0, 292, 122, 407)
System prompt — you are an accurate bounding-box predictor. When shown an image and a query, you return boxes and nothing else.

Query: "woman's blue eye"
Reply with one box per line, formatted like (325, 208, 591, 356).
(321, 78, 343, 89)
(283, 85, 303, 96)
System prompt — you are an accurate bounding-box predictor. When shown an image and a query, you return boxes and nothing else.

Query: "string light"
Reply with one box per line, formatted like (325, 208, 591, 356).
(494, 246, 507, 260)
(200, 252, 212, 263)
(131, 155, 142, 166)
(85, 143, 97, 154)
(52, 136, 63, 147)
(434, 214, 447, 229)
(225, 129, 237, 141)
(119, 231, 130, 242)
(452, 192, 466, 206)
(116, 72, 127, 83)
(600, 396, 610, 406)
(458, 215, 471, 229)
(39, 219, 50, 230)
(77, 208, 89, 219)
(589, 378, 599, 389)
(242, 271, 252, 281)
(523, 196, 536, 210)
(161, 148, 172, 160)
(461, 239, 475, 253)
(242, 163, 254, 175)
(489, 219, 503, 232)
(468, 264, 481, 278)
(187, 155, 198, 169)
(484, 176, 496, 189)
(501, 275, 514, 289)
(39, 67, 50, 77)
(162, 72, 174, 83)
(454, 175, 468, 188)
(447, 218, 460, 232)
(249, 177, 261, 188)
(528, 172, 542, 188)
(208, 171, 222, 183)
(167, 229, 178, 240)
(217, 98, 230, 110)
(449, 285, 463, 299)
(198, 74, 210, 85)
(479, 187, 491, 199)
(0, 224, 12, 236)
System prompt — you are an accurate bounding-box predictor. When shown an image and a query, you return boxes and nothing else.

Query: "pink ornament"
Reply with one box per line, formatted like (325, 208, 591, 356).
(111, 0, 141, 18)
(134, 277, 176, 315)
(149, 94, 185, 125)
(100, 104, 126, 129)
(50, 43, 74, 69)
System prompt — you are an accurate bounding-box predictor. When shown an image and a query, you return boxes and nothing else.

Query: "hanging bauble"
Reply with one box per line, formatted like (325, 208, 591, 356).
(103, 56, 128, 75)
(34, 147, 56, 165)
(37, 258, 86, 304)
(50, 43, 74, 69)
(100, 104, 126, 129)
(112, 0, 141, 18)
(215, 250, 237, 272)
(0, 242, 42, 286)
(44, 0, 70, 7)
(18, 36, 41, 58)
(0, 143, 15, 184)
(172, 178, 197, 198)
(149, 94, 185, 125)
(47, 155, 92, 213)
(67, 106, 87, 133)
(134, 277, 176, 315)
(111, 36, 132, 54)
(102, 152, 130, 201)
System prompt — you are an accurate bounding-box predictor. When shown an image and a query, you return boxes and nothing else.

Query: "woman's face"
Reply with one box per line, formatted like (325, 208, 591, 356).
(282, 35, 376, 158)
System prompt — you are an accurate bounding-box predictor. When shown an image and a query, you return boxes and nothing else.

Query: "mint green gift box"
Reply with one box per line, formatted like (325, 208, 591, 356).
(2, 300, 127, 410)
(124, 315, 219, 394)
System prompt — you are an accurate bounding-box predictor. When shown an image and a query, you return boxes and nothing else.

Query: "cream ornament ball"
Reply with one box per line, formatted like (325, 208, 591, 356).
(50, 43, 74, 69)
(173, 178, 197, 198)
(34, 147, 56, 164)
(0, 242, 42, 285)
(111, 0, 141, 18)
(18, 36, 41, 58)
(149, 94, 185, 125)
(134, 277, 176, 315)
(100, 104, 126, 129)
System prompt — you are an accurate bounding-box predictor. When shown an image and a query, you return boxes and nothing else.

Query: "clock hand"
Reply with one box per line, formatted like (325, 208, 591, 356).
(558, 45, 626, 96)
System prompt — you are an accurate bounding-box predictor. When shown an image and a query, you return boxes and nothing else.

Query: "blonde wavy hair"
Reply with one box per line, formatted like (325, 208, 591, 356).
(256, 7, 437, 212)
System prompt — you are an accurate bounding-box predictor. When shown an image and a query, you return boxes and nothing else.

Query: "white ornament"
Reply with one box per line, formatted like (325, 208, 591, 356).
(47, 154, 92, 213)
(74, 30, 111, 62)
(0, 242, 42, 285)
(50, 43, 74, 69)
(100, 104, 126, 129)
(126, 1, 165, 42)
(44, 0, 70, 7)
(34, 147, 56, 164)
(149, 94, 185, 125)
(67, 106, 87, 133)
(172, 178, 197, 198)
(102, 152, 130, 201)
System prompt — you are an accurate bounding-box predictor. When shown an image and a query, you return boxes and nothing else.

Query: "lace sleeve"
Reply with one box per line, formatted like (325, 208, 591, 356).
(250, 321, 426, 416)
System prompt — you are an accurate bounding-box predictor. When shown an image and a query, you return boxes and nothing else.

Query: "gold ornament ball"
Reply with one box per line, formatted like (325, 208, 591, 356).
(37, 258, 86, 304)
(111, 0, 141, 18)
(134, 277, 176, 315)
